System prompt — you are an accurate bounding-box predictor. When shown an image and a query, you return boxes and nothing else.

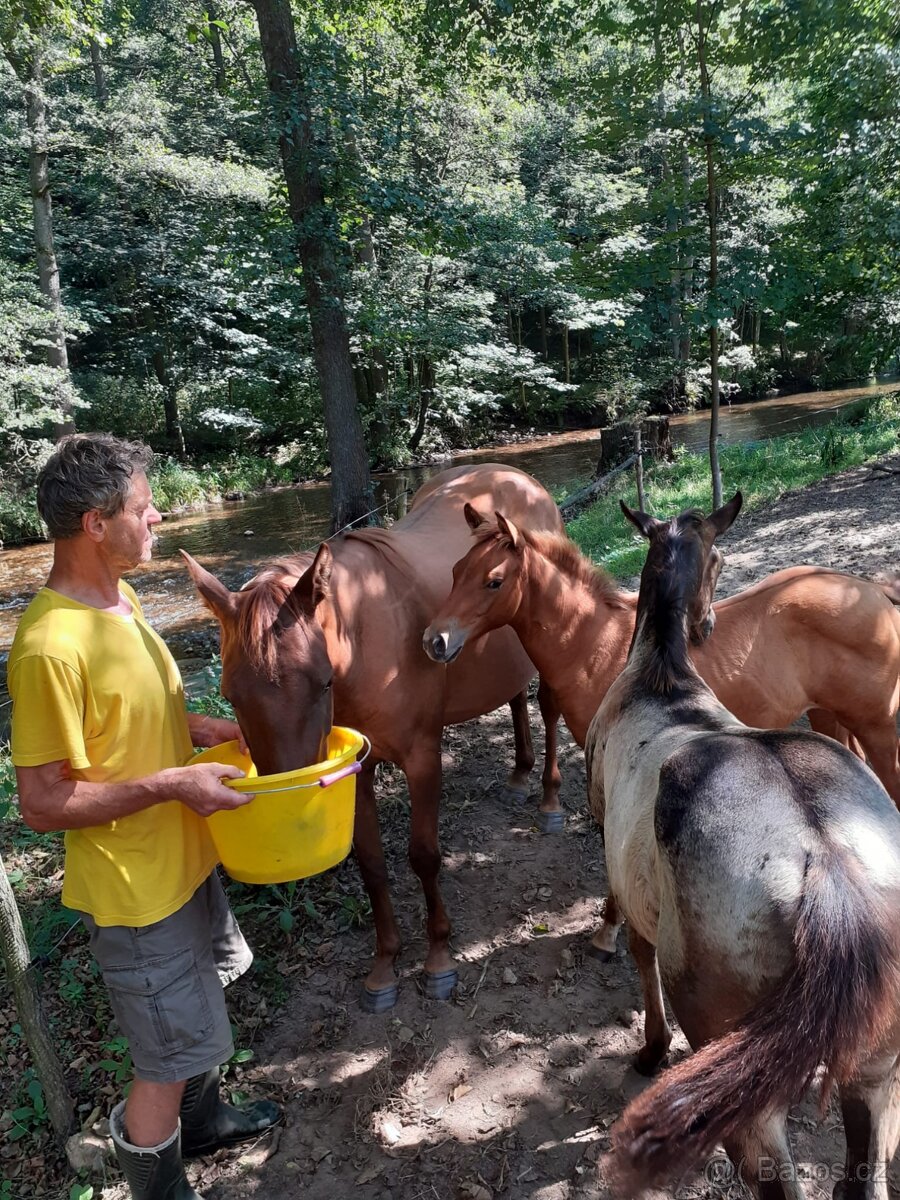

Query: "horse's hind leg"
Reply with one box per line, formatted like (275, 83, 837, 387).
(353, 762, 404, 1013)
(587, 892, 623, 961)
(808, 709, 856, 752)
(835, 1051, 900, 1200)
(505, 687, 536, 800)
(723, 1111, 806, 1200)
(405, 742, 457, 1000)
(854, 725, 900, 808)
(812, 707, 900, 805)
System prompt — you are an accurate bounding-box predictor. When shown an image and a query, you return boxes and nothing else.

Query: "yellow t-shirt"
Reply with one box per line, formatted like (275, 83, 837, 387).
(8, 582, 218, 927)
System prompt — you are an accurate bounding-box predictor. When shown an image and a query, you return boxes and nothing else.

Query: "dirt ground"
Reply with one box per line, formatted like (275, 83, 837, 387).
(62, 454, 900, 1199)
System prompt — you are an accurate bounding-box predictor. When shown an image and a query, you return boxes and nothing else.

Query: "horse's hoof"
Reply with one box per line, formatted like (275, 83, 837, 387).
(504, 786, 528, 803)
(360, 982, 400, 1014)
(585, 943, 615, 963)
(422, 968, 459, 1001)
(634, 1049, 668, 1077)
(535, 809, 565, 834)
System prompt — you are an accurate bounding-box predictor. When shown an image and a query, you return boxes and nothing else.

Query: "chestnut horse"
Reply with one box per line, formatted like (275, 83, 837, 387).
(587, 494, 900, 1199)
(181, 464, 564, 1011)
(425, 503, 900, 935)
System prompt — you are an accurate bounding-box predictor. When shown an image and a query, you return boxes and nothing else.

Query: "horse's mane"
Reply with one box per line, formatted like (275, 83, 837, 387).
(236, 556, 309, 679)
(234, 528, 414, 679)
(474, 522, 628, 610)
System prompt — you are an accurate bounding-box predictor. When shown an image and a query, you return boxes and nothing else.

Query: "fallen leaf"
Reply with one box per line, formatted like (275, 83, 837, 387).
(449, 1082, 473, 1103)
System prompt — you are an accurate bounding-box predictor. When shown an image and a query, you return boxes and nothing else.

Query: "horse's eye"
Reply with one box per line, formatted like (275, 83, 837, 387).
(323, 678, 333, 692)
(485, 578, 503, 590)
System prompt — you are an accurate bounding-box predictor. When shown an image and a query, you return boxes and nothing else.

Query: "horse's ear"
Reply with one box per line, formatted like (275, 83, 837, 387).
(707, 491, 743, 537)
(464, 502, 489, 531)
(286, 542, 333, 618)
(180, 550, 237, 622)
(495, 511, 521, 550)
(620, 499, 659, 540)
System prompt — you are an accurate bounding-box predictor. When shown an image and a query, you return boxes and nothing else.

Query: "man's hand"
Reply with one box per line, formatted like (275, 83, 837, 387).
(166, 762, 255, 817)
(188, 713, 248, 755)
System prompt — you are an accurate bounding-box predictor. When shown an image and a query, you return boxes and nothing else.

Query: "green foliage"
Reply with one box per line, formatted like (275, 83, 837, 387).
(7, 1072, 48, 1141)
(0, 0, 898, 541)
(95, 1034, 132, 1085)
(148, 454, 299, 514)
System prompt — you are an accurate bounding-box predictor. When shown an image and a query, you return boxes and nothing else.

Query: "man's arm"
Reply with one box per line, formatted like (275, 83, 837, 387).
(16, 759, 254, 833)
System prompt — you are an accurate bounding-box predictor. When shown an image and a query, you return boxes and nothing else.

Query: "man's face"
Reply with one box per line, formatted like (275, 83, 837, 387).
(101, 471, 162, 569)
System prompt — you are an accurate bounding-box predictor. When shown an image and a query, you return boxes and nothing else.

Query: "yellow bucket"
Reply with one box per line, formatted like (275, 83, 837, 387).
(191, 727, 365, 885)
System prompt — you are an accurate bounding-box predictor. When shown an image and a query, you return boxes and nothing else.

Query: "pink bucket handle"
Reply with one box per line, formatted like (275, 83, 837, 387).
(318, 761, 362, 789)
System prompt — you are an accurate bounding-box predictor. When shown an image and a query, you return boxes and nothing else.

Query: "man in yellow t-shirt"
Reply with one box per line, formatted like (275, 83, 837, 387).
(9, 434, 280, 1200)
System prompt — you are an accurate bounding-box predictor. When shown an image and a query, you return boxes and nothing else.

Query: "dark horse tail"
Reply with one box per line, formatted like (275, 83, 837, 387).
(606, 848, 900, 1194)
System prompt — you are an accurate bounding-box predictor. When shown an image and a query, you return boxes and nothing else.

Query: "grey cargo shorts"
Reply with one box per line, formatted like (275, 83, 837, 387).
(81, 871, 253, 1084)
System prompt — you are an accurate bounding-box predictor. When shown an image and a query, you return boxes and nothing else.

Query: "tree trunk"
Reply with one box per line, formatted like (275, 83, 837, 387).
(409, 357, 433, 454)
(355, 212, 390, 400)
(515, 311, 526, 412)
(697, 0, 722, 508)
(251, 0, 375, 532)
(23, 52, 73, 437)
(0, 853, 75, 1145)
(89, 38, 107, 104)
(561, 322, 570, 385)
(540, 306, 548, 359)
(151, 350, 187, 456)
(207, 1, 227, 93)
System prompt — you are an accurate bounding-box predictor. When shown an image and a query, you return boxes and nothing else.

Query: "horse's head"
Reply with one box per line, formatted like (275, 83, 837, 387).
(621, 491, 742, 645)
(181, 545, 334, 774)
(424, 503, 526, 664)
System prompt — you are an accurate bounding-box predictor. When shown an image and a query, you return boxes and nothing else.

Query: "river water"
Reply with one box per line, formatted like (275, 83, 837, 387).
(0, 377, 896, 721)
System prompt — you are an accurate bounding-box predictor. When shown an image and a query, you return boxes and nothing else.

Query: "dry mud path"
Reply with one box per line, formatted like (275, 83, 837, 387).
(144, 457, 900, 1200)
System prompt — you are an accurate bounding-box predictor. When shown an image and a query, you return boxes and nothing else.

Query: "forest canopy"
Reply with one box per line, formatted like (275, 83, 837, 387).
(1, 0, 898, 535)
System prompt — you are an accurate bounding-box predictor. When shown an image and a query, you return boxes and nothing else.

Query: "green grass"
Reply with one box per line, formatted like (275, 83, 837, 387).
(565, 391, 900, 577)
(149, 452, 300, 513)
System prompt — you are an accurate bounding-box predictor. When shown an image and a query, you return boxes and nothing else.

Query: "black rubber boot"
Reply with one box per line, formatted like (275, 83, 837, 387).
(110, 1102, 203, 1200)
(180, 1067, 282, 1158)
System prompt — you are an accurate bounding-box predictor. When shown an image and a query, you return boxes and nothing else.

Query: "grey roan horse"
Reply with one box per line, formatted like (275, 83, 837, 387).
(586, 492, 900, 1198)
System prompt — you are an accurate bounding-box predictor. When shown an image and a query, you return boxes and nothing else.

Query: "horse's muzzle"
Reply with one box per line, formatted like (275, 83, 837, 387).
(423, 627, 463, 663)
(690, 611, 716, 645)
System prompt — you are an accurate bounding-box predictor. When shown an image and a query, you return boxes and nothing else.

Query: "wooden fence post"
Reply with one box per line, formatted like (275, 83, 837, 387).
(633, 427, 645, 511)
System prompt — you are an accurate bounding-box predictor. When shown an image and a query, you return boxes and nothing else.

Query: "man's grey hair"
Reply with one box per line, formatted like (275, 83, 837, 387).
(37, 434, 154, 540)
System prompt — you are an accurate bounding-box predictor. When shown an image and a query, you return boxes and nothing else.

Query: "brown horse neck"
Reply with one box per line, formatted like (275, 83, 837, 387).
(513, 543, 637, 745)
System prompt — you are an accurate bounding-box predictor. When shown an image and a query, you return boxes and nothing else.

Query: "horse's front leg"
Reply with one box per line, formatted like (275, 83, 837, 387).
(352, 760, 403, 1013)
(627, 927, 671, 1076)
(405, 742, 457, 1000)
(535, 676, 564, 833)
(505, 687, 536, 799)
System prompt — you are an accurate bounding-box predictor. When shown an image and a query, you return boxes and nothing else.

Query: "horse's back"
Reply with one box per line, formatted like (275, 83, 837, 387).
(404, 464, 564, 537)
(334, 465, 563, 731)
(654, 728, 900, 977)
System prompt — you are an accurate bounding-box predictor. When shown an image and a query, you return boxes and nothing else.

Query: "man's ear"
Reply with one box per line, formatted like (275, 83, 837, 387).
(82, 509, 106, 544)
